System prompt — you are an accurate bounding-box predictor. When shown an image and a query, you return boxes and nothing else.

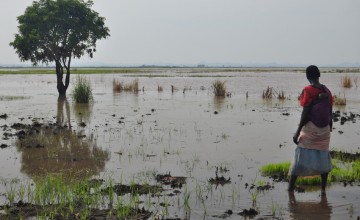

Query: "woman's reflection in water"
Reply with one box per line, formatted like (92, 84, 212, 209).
(288, 192, 332, 220)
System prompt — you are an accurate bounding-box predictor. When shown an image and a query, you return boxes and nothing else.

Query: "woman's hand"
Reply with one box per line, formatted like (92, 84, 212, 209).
(293, 132, 300, 145)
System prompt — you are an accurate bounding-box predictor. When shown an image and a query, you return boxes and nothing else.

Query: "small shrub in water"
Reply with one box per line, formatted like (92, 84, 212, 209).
(212, 80, 226, 96)
(262, 86, 274, 99)
(260, 161, 290, 176)
(341, 75, 352, 88)
(72, 76, 93, 103)
(333, 94, 346, 105)
(277, 90, 286, 100)
(113, 79, 123, 92)
(113, 79, 139, 93)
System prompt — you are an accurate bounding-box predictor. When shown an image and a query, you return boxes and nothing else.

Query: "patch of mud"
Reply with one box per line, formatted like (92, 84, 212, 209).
(103, 183, 164, 196)
(0, 114, 8, 119)
(155, 172, 187, 188)
(333, 111, 360, 125)
(212, 209, 233, 219)
(245, 182, 274, 191)
(238, 208, 258, 217)
(330, 150, 360, 162)
(209, 173, 231, 186)
(263, 172, 288, 182)
(0, 144, 8, 149)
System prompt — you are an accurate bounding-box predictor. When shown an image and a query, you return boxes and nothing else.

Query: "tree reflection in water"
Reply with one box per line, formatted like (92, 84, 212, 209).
(56, 96, 72, 128)
(16, 98, 109, 180)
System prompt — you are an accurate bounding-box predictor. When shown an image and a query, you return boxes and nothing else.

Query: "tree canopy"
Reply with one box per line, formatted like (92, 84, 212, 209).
(10, 0, 110, 96)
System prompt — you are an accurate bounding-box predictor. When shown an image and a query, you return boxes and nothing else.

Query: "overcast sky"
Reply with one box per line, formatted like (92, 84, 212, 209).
(1, 0, 360, 67)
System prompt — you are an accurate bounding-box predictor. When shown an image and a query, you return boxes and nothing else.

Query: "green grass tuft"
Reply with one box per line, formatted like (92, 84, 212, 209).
(260, 161, 290, 176)
(72, 75, 93, 103)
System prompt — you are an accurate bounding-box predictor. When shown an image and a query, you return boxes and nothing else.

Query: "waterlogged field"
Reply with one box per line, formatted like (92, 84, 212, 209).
(0, 68, 359, 219)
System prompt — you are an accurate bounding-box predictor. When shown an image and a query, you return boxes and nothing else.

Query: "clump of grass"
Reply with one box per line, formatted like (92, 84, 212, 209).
(72, 76, 93, 103)
(113, 79, 123, 92)
(262, 86, 274, 99)
(277, 90, 286, 100)
(212, 80, 226, 96)
(341, 75, 352, 88)
(260, 161, 290, 176)
(333, 94, 347, 105)
(113, 79, 139, 93)
(262, 87, 287, 100)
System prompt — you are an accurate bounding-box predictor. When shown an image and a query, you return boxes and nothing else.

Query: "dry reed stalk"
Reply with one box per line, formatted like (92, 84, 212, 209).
(262, 86, 273, 99)
(212, 80, 226, 96)
(113, 79, 139, 93)
(341, 75, 352, 88)
(112, 79, 123, 92)
(277, 90, 286, 100)
(158, 85, 163, 92)
(333, 95, 347, 105)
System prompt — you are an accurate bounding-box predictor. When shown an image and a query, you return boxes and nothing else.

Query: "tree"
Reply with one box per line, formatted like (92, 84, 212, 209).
(10, 0, 110, 97)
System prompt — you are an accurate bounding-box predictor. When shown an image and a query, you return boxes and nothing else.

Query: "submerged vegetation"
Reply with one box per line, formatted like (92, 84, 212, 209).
(0, 175, 153, 219)
(0, 96, 31, 101)
(72, 76, 93, 103)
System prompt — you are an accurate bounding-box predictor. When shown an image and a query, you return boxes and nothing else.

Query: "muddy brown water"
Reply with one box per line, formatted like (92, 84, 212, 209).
(0, 69, 359, 219)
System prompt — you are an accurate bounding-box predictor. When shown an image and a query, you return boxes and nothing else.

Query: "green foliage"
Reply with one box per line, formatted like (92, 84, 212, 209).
(260, 161, 290, 176)
(10, 0, 110, 65)
(72, 75, 93, 103)
(10, 0, 110, 96)
(330, 160, 360, 182)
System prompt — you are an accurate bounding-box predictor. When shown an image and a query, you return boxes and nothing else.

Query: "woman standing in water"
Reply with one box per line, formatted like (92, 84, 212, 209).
(288, 65, 333, 193)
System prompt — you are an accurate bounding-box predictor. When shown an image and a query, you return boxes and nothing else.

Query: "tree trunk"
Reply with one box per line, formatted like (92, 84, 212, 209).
(56, 60, 69, 97)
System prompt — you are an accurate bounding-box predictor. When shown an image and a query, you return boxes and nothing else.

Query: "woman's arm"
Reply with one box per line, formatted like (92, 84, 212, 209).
(329, 105, 333, 132)
(293, 105, 311, 145)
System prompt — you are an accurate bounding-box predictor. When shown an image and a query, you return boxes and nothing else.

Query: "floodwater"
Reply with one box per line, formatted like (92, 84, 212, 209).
(0, 69, 359, 219)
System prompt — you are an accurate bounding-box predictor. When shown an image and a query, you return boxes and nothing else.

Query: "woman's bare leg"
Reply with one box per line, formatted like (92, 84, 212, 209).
(321, 173, 329, 194)
(288, 175, 297, 191)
